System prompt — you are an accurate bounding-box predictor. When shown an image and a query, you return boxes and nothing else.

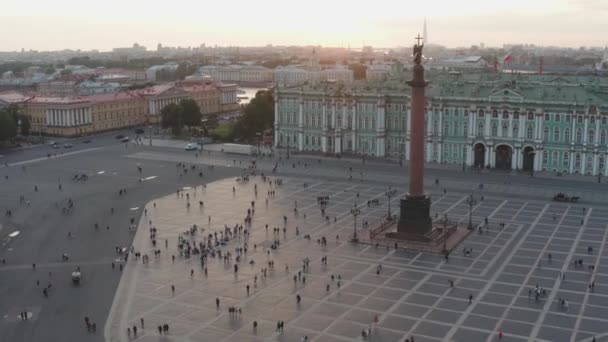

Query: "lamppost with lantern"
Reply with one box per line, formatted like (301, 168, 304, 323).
(385, 187, 397, 220)
(466, 193, 477, 230)
(350, 204, 361, 242)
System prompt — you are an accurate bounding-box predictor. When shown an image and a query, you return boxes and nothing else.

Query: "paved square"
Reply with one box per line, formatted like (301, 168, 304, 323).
(107, 175, 608, 342)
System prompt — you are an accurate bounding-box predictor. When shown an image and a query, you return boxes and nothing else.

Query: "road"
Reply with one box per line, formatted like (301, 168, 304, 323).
(0, 136, 607, 342)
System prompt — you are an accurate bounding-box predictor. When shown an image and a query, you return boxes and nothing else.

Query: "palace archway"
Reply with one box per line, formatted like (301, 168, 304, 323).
(473, 143, 486, 168)
(522, 146, 535, 172)
(495, 145, 513, 170)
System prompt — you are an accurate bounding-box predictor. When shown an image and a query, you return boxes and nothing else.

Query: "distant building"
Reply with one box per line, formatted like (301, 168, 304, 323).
(428, 56, 489, 70)
(198, 64, 274, 83)
(275, 50, 353, 87)
(37, 80, 79, 97)
(0, 91, 32, 109)
(366, 62, 393, 81)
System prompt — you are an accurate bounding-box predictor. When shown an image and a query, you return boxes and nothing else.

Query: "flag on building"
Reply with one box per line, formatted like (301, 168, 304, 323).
(503, 53, 513, 64)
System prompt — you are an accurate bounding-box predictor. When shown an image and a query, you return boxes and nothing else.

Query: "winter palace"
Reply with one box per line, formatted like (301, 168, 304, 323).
(274, 68, 608, 175)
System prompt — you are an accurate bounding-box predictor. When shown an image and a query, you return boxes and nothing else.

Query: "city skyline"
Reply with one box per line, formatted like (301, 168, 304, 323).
(1, 0, 607, 52)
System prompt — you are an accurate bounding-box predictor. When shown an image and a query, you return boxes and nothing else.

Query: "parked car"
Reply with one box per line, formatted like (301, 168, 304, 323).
(134, 128, 144, 135)
(82, 139, 91, 144)
(121, 137, 130, 143)
(63, 143, 73, 148)
(115, 134, 125, 139)
(47, 141, 57, 146)
(185, 143, 198, 151)
(52, 144, 61, 149)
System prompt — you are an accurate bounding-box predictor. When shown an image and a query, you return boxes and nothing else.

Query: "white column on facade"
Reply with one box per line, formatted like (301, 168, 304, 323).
(581, 152, 587, 173)
(535, 115, 541, 140)
(519, 114, 525, 139)
(298, 98, 304, 151)
(351, 101, 357, 153)
(484, 113, 490, 137)
(595, 118, 600, 145)
(593, 153, 599, 175)
(583, 116, 589, 145)
(438, 109, 443, 139)
(321, 100, 327, 153)
(466, 143, 474, 166)
(87, 108, 92, 124)
(46, 110, 50, 127)
(274, 97, 279, 147)
(569, 152, 575, 174)
(468, 112, 474, 138)
(376, 98, 385, 157)
(514, 147, 521, 169)
(511, 148, 517, 169)
(484, 147, 490, 167)
(437, 144, 442, 163)
(508, 112, 513, 138)
(571, 113, 576, 144)
(489, 146, 496, 168)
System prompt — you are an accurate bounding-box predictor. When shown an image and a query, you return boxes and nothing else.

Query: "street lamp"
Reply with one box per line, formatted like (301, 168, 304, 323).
(385, 187, 397, 220)
(466, 194, 477, 230)
(350, 203, 361, 242)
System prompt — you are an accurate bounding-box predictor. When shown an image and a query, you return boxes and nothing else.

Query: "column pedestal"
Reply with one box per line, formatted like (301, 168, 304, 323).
(397, 195, 432, 235)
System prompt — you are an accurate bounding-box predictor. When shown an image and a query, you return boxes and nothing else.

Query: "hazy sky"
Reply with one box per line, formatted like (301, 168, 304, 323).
(1, 0, 607, 51)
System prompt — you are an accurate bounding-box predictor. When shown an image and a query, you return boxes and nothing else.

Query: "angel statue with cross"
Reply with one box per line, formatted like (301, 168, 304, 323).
(413, 34, 424, 65)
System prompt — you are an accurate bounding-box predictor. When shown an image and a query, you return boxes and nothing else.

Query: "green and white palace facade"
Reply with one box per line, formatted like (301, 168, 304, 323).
(274, 71, 608, 175)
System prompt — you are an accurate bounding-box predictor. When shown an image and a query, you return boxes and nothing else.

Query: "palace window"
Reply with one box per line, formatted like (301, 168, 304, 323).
(453, 123, 458, 136)
(527, 112, 534, 120)
(566, 115, 571, 123)
(575, 153, 581, 167)
(491, 124, 498, 136)
(578, 116, 583, 124)
(586, 155, 593, 172)
(443, 122, 449, 136)
(477, 122, 484, 137)
(502, 123, 508, 137)
(590, 116, 596, 124)
(589, 129, 595, 144)
(603, 117, 607, 125)
(513, 124, 519, 137)
(433, 120, 439, 135)
(513, 111, 519, 120)
(553, 127, 560, 142)
(563, 152, 569, 167)
(372, 119, 376, 129)
(544, 114, 550, 121)
(443, 143, 449, 159)
(600, 156, 606, 171)
(542, 151, 548, 165)
(552, 151, 558, 166)
(464, 110, 469, 117)
(503, 111, 509, 119)
(452, 144, 459, 159)
(526, 126, 534, 139)
(478, 110, 484, 117)
(576, 129, 582, 143)
(601, 130, 607, 145)
(543, 127, 549, 141)
(492, 110, 498, 118)
(565, 128, 571, 143)
(463, 123, 468, 137)
(555, 114, 560, 122)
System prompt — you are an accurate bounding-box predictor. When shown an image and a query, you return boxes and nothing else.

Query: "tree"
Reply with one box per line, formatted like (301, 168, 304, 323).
(160, 103, 182, 135)
(180, 99, 202, 128)
(348, 63, 368, 80)
(204, 113, 219, 131)
(233, 90, 273, 142)
(0, 110, 17, 142)
(20, 116, 31, 136)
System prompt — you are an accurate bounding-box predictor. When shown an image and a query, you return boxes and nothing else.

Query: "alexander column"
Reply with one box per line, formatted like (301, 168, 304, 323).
(397, 35, 432, 235)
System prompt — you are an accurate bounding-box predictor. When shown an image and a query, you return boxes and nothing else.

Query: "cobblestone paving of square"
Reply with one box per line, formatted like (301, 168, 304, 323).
(106, 176, 608, 342)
